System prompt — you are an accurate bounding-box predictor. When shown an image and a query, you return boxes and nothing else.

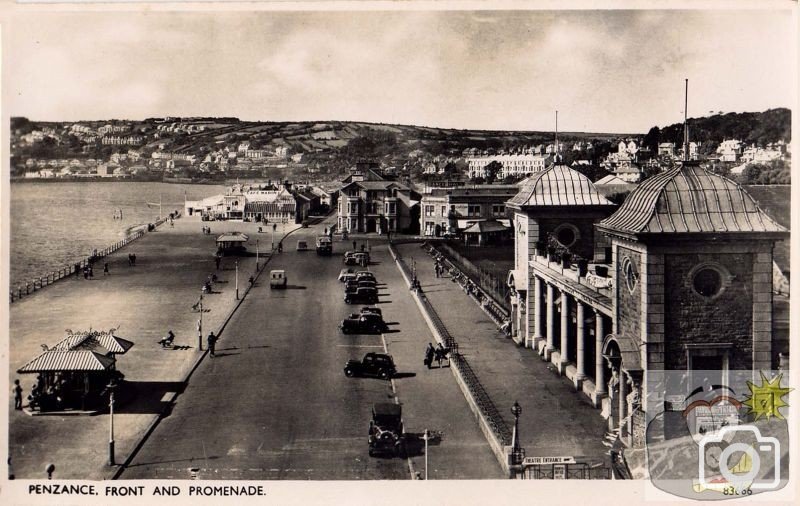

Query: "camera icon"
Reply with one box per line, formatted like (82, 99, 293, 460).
(698, 425, 780, 491)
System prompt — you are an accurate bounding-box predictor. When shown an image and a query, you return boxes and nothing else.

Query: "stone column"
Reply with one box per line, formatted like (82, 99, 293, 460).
(618, 370, 627, 434)
(560, 292, 570, 371)
(575, 300, 586, 384)
(533, 276, 544, 347)
(594, 312, 607, 402)
(545, 283, 555, 358)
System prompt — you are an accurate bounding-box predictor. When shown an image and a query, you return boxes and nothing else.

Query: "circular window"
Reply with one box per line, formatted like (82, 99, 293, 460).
(693, 267, 723, 297)
(687, 263, 732, 300)
(622, 256, 639, 293)
(553, 223, 579, 248)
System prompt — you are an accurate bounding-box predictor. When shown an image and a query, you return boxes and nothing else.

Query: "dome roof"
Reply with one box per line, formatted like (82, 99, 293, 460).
(507, 164, 615, 208)
(598, 163, 786, 236)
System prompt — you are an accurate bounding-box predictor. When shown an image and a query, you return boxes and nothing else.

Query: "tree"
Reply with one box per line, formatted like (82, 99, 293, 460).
(484, 160, 503, 183)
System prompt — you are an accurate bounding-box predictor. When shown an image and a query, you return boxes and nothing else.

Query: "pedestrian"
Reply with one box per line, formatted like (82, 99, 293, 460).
(424, 343, 435, 370)
(128, 254, 133, 266)
(207, 332, 218, 357)
(353, 240, 357, 251)
(83, 266, 89, 280)
(131, 254, 136, 266)
(103, 263, 109, 276)
(13, 379, 23, 410)
(215, 256, 221, 270)
(88, 266, 94, 278)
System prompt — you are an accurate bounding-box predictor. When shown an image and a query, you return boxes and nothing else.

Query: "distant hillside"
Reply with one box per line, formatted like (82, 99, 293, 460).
(642, 108, 790, 153)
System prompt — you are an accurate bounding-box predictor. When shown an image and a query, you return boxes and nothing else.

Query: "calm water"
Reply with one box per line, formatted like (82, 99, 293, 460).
(9, 181, 226, 288)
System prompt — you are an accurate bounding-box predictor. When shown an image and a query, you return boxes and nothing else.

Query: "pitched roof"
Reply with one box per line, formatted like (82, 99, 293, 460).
(463, 220, 510, 234)
(595, 174, 628, 185)
(598, 163, 788, 236)
(18, 351, 116, 373)
(52, 331, 134, 355)
(507, 165, 615, 208)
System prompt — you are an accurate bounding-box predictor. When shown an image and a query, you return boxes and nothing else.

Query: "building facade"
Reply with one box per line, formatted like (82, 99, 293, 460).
(420, 185, 518, 237)
(466, 153, 551, 180)
(506, 162, 787, 450)
(337, 180, 415, 234)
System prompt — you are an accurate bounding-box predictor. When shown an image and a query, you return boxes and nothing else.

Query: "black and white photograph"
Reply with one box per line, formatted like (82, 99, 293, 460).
(1, 1, 797, 504)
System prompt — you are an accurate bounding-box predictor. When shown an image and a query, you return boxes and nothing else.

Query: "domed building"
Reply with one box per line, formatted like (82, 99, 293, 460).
(507, 159, 788, 449)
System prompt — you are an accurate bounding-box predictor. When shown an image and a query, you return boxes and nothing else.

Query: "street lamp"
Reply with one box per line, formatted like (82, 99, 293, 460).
(107, 379, 118, 466)
(235, 260, 239, 300)
(422, 429, 431, 480)
(197, 292, 204, 351)
(256, 239, 259, 271)
(510, 401, 524, 469)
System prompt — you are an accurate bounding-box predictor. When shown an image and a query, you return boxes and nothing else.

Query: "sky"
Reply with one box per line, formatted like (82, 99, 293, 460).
(4, 7, 797, 134)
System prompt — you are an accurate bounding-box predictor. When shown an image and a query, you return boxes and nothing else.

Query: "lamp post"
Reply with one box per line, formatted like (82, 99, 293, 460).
(510, 401, 524, 477)
(272, 223, 276, 251)
(107, 379, 117, 466)
(235, 260, 239, 300)
(422, 429, 431, 480)
(197, 293, 203, 351)
(256, 239, 259, 271)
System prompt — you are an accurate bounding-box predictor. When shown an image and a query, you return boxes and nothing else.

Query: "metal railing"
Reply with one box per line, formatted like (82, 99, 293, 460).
(429, 243, 511, 314)
(391, 243, 512, 447)
(9, 212, 180, 303)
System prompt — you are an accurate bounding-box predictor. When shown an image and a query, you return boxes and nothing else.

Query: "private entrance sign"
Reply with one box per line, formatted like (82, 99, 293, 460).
(523, 456, 576, 466)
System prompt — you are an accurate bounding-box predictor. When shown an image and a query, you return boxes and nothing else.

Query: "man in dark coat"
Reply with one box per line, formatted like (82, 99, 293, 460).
(207, 332, 218, 357)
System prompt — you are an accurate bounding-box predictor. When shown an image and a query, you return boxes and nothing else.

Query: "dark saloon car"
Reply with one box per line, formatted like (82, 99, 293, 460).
(344, 287, 378, 304)
(344, 352, 397, 379)
(339, 312, 387, 334)
(368, 402, 405, 457)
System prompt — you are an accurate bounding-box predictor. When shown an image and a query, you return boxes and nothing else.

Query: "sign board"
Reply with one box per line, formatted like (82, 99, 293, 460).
(553, 464, 566, 479)
(523, 456, 576, 466)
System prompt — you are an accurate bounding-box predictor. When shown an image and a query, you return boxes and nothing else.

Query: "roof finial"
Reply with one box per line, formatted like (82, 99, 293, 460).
(683, 78, 689, 162)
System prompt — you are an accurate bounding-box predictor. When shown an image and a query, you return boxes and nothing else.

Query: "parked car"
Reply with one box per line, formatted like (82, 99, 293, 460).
(355, 271, 376, 282)
(344, 252, 370, 266)
(269, 270, 287, 289)
(345, 279, 376, 293)
(338, 268, 355, 282)
(296, 240, 309, 251)
(344, 287, 378, 304)
(368, 402, 405, 457)
(340, 312, 387, 334)
(345, 353, 397, 379)
(360, 306, 382, 318)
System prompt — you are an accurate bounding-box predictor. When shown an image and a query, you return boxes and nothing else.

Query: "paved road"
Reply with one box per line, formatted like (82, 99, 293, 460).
(122, 220, 409, 480)
(122, 220, 503, 480)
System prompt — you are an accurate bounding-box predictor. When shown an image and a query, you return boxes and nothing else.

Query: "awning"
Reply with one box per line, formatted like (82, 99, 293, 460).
(602, 334, 643, 372)
(456, 219, 483, 229)
(464, 220, 510, 234)
(216, 232, 249, 243)
(18, 351, 116, 373)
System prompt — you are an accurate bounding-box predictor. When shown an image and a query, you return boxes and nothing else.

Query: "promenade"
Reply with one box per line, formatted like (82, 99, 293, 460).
(395, 243, 610, 466)
(8, 217, 299, 480)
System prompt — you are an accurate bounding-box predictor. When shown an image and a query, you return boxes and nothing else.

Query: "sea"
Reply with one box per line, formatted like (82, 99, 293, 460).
(8, 181, 227, 289)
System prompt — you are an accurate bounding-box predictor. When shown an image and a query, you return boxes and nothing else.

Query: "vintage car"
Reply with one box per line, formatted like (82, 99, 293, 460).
(344, 287, 378, 304)
(345, 279, 376, 292)
(368, 402, 405, 457)
(269, 270, 287, 289)
(355, 271, 376, 282)
(340, 312, 387, 334)
(344, 252, 370, 266)
(315, 236, 332, 255)
(338, 268, 355, 282)
(344, 353, 396, 379)
(360, 306, 382, 318)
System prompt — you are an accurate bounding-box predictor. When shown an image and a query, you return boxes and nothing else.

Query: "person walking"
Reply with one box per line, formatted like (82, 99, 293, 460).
(352, 240, 357, 251)
(424, 343, 435, 370)
(13, 379, 23, 410)
(83, 266, 89, 280)
(88, 266, 94, 279)
(207, 332, 218, 357)
(215, 256, 221, 270)
(103, 263, 109, 276)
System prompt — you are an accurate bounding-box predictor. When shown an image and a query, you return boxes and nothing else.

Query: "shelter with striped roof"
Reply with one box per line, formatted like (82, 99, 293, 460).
(17, 329, 132, 413)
